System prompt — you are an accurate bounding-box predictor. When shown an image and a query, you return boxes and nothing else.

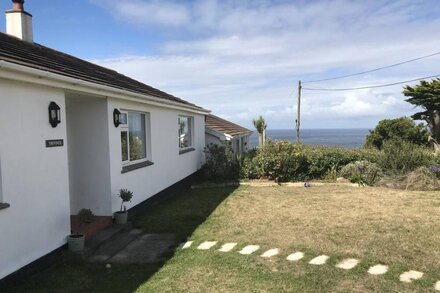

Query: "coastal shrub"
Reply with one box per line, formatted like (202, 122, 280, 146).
(378, 139, 436, 174)
(340, 160, 383, 186)
(249, 141, 308, 182)
(303, 145, 381, 179)
(200, 143, 239, 182)
(365, 117, 430, 149)
(239, 149, 259, 179)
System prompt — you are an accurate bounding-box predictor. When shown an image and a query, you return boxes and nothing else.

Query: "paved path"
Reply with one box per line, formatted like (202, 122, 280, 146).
(179, 239, 440, 291)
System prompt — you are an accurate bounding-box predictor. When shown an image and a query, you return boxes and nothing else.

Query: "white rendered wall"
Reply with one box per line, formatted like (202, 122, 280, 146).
(0, 79, 70, 279)
(205, 132, 221, 146)
(66, 94, 111, 216)
(107, 98, 205, 212)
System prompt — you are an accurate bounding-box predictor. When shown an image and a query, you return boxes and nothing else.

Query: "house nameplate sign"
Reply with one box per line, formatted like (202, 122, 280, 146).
(45, 139, 64, 148)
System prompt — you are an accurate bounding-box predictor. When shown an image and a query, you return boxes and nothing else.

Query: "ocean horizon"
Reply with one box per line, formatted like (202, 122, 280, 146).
(249, 128, 370, 148)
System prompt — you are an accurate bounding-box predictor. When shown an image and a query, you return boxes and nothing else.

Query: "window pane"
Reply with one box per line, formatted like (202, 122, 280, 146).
(128, 113, 146, 161)
(121, 131, 128, 161)
(179, 116, 192, 148)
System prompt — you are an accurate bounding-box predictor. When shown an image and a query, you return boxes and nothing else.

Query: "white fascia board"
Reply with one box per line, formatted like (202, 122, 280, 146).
(205, 127, 232, 141)
(0, 60, 210, 115)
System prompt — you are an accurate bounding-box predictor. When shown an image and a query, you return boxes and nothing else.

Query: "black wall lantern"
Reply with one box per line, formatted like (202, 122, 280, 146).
(113, 108, 122, 127)
(48, 101, 61, 128)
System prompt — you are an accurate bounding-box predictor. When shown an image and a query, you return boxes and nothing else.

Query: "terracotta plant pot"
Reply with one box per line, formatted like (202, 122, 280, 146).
(114, 211, 128, 224)
(67, 234, 85, 252)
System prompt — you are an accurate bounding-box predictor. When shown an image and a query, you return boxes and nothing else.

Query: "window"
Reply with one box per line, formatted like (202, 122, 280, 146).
(178, 116, 194, 149)
(120, 111, 148, 164)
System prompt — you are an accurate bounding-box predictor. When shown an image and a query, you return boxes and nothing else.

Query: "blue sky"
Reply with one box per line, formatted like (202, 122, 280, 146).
(1, 0, 440, 129)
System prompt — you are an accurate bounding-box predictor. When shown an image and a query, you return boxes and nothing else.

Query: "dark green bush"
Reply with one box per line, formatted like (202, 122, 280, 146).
(379, 138, 436, 174)
(239, 141, 381, 182)
(365, 117, 430, 149)
(302, 145, 381, 179)
(340, 160, 383, 186)
(199, 143, 239, 182)
(251, 141, 308, 182)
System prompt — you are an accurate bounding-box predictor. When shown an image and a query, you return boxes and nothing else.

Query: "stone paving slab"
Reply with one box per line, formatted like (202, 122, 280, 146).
(239, 245, 260, 255)
(218, 243, 237, 252)
(434, 280, 440, 291)
(89, 229, 143, 262)
(335, 258, 359, 270)
(197, 241, 217, 250)
(261, 248, 279, 258)
(309, 255, 329, 265)
(399, 270, 423, 283)
(108, 233, 177, 264)
(179, 241, 193, 249)
(368, 264, 388, 275)
(286, 252, 304, 261)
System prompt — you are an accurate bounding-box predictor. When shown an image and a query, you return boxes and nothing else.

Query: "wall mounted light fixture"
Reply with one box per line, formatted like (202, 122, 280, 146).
(48, 102, 61, 128)
(113, 109, 122, 127)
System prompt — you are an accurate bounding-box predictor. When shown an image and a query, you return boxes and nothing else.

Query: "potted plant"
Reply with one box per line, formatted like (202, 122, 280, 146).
(114, 189, 133, 224)
(67, 208, 95, 252)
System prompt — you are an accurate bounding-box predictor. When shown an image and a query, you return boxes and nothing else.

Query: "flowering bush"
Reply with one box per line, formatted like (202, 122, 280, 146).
(340, 161, 383, 186)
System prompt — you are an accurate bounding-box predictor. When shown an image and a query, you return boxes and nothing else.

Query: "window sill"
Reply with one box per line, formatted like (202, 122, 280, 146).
(121, 160, 154, 174)
(179, 147, 195, 155)
(0, 203, 10, 210)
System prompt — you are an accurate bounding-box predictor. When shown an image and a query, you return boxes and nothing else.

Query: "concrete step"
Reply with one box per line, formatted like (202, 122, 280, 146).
(88, 228, 143, 262)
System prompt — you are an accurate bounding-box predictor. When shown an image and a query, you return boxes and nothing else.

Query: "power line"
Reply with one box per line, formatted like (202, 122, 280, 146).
(302, 50, 440, 84)
(302, 74, 440, 91)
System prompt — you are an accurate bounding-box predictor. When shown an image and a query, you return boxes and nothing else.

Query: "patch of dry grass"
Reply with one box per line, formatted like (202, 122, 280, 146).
(193, 185, 440, 269)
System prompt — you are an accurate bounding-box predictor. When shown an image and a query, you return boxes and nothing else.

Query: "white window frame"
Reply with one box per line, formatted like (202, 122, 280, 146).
(120, 110, 150, 166)
(178, 115, 194, 150)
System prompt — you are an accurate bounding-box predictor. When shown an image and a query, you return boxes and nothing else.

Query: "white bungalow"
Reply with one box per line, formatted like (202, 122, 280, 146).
(205, 114, 253, 154)
(0, 1, 209, 279)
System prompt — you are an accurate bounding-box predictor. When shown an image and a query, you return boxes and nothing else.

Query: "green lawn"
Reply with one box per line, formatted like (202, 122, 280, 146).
(1, 185, 439, 292)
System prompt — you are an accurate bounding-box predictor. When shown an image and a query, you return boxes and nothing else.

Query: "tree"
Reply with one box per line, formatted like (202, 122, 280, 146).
(365, 117, 430, 149)
(403, 78, 440, 152)
(252, 115, 267, 147)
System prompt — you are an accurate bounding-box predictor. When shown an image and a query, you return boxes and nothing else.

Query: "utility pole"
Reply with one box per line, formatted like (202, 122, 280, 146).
(296, 80, 301, 144)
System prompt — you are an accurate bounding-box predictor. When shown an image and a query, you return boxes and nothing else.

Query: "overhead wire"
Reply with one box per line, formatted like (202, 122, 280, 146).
(302, 50, 440, 84)
(302, 74, 440, 91)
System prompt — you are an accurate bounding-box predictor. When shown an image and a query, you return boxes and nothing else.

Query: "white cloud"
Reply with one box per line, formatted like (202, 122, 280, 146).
(91, 0, 440, 129)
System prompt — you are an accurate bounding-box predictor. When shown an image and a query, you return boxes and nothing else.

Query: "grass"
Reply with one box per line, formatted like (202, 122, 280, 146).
(1, 185, 439, 292)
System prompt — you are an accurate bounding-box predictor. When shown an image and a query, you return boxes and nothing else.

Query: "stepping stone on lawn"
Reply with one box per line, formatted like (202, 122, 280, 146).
(368, 264, 388, 275)
(218, 243, 237, 252)
(197, 241, 217, 250)
(435, 280, 440, 291)
(309, 255, 329, 265)
(179, 241, 193, 249)
(336, 258, 359, 270)
(239, 245, 260, 255)
(261, 248, 279, 258)
(286, 252, 304, 261)
(399, 270, 424, 283)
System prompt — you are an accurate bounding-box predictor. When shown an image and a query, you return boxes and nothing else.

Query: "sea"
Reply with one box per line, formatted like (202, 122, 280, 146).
(249, 129, 370, 149)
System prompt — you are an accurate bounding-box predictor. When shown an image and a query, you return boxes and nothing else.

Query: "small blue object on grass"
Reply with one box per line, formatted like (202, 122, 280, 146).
(304, 182, 311, 187)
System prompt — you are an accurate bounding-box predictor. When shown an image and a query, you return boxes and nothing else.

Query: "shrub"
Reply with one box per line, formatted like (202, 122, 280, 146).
(118, 189, 133, 212)
(340, 160, 383, 186)
(248, 141, 308, 182)
(238, 141, 382, 182)
(379, 139, 436, 174)
(200, 143, 239, 182)
(77, 208, 95, 225)
(365, 117, 430, 149)
(303, 145, 381, 179)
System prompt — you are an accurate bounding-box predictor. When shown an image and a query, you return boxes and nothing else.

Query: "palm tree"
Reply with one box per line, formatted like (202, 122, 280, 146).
(253, 115, 267, 147)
